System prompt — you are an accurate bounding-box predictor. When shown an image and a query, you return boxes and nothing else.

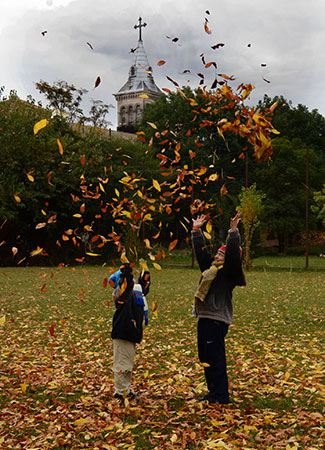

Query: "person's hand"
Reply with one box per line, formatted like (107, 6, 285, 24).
(192, 215, 207, 229)
(230, 211, 241, 231)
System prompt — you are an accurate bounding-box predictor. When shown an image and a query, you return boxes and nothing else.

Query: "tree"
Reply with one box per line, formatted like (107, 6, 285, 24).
(312, 185, 325, 227)
(238, 184, 265, 269)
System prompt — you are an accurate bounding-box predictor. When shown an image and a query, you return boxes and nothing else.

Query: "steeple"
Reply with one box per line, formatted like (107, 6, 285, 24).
(114, 17, 162, 132)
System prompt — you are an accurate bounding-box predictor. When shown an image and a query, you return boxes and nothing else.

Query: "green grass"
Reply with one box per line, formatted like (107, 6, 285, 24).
(0, 263, 324, 449)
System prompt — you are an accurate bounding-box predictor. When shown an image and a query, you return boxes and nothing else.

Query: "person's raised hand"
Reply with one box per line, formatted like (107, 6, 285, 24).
(230, 211, 241, 231)
(192, 215, 207, 229)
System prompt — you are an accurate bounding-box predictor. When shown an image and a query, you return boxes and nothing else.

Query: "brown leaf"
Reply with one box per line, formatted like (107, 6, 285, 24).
(94, 76, 101, 88)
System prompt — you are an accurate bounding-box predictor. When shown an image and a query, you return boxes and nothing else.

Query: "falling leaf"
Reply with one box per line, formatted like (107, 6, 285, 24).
(204, 18, 212, 34)
(261, 63, 267, 67)
(94, 76, 101, 88)
(41, 30, 47, 36)
(157, 60, 166, 66)
(57, 138, 64, 155)
(263, 77, 271, 83)
(139, 94, 149, 98)
(87, 42, 93, 50)
(30, 246, 43, 256)
(211, 43, 224, 49)
(147, 121, 158, 129)
(33, 119, 48, 135)
(168, 239, 178, 251)
(12, 247, 18, 257)
(86, 252, 101, 256)
(152, 179, 161, 191)
(26, 172, 35, 182)
(152, 262, 161, 270)
(81, 155, 86, 166)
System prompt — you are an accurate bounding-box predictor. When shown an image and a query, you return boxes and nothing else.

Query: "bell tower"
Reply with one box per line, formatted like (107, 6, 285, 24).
(114, 17, 162, 132)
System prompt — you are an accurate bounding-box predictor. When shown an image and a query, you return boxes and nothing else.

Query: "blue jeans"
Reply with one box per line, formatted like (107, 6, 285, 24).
(197, 318, 229, 403)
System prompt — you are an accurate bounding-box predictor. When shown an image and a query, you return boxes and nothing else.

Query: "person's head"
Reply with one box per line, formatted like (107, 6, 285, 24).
(214, 245, 243, 263)
(214, 246, 226, 263)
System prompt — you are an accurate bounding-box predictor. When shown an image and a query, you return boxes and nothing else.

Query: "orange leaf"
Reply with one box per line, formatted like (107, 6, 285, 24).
(157, 60, 166, 66)
(57, 138, 64, 155)
(168, 239, 178, 251)
(81, 155, 86, 166)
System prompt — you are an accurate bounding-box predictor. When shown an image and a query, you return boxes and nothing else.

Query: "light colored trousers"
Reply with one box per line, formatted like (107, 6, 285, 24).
(113, 339, 136, 395)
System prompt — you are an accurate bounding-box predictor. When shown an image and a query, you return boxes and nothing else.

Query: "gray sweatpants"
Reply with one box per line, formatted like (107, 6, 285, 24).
(113, 338, 136, 395)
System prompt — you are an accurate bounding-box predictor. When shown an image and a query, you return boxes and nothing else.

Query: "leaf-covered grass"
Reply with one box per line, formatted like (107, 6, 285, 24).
(0, 265, 324, 449)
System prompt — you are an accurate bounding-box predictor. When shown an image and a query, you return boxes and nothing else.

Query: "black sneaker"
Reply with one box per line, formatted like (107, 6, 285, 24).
(127, 391, 137, 399)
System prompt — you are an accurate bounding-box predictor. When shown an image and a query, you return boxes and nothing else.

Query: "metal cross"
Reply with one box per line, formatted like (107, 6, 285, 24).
(134, 17, 147, 41)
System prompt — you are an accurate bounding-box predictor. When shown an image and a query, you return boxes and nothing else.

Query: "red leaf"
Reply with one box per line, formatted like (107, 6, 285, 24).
(49, 324, 56, 336)
(103, 277, 108, 288)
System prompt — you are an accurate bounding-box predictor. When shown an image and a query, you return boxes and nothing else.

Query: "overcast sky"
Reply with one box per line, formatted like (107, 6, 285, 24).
(1, 0, 325, 129)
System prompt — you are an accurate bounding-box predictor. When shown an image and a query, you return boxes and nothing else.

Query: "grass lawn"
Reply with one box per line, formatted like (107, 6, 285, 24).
(0, 263, 324, 449)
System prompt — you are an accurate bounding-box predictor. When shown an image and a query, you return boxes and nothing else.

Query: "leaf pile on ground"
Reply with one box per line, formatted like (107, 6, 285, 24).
(0, 266, 324, 449)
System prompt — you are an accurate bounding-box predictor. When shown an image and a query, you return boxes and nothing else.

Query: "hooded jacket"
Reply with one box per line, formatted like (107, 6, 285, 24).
(111, 266, 145, 344)
(191, 228, 245, 324)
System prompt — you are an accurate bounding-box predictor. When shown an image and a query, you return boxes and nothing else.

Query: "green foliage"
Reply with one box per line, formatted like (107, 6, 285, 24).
(311, 184, 325, 226)
(238, 184, 265, 269)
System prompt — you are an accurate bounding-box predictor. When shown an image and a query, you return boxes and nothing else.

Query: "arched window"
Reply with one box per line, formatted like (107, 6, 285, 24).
(128, 106, 134, 124)
(135, 104, 142, 123)
(120, 107, 126, 125)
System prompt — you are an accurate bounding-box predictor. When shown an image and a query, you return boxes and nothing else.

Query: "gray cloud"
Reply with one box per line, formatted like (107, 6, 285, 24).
(1, 0, 325, 129)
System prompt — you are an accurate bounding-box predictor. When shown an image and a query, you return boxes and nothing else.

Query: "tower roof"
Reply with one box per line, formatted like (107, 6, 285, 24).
(116, 19, 162, 96)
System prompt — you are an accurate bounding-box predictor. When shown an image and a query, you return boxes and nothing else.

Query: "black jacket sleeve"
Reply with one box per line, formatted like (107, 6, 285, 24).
(191, 229, 213, 272)
(223, 229, 245, 285)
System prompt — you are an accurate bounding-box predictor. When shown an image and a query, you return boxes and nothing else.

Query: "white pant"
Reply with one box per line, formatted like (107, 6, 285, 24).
(113, 339, 136, 395)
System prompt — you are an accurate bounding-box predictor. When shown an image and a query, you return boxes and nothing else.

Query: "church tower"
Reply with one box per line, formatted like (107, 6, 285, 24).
(114, 17, 162, 132)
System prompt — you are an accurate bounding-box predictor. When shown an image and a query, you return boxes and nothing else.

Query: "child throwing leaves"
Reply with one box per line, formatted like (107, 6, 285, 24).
(110, 263, 150, 400)
(191, 211, 246, 404)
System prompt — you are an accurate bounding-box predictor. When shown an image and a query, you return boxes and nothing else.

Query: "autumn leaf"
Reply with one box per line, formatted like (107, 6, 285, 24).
(147, 122, 157, 129)
(14, 193, 21, 203)
(86, 252, 101, 256)
(204, 18, 212, 34)
(103, 277, 108, 288)
(152, 179, 161, 191)
(30, 246, 43, 257)
(33, 119, 48, 135)
(157, 60, 166, 66)
(57, 138, 64, 155)
(81, 155, 86, 166)
(49, 324, 56, 336)
(152, 262, 161, 270)
(139, 94, 149, 98)
(26, 171, 35, 182)
(94, 76, 101, 88)
(0, 315, 6, 327)
(12, 247, 18, 256)
(168, 239, 178, 251)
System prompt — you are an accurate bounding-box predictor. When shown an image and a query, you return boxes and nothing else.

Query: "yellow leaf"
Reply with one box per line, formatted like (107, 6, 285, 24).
(139, 94, 149, 98)
(99, 182, 105, 193)
(137, 190, 143, 198)
(115, 188, 120, 197)
(57, 138, 64, 155)
(144, 239, 152, 249)
(41, 209, 47, 216)
(203, 231, 212, 240)
(14, 193, 21, 203)
(271, 128, 280, 135)
(152, 262, 161, 270)
(27, 172, 34, 182)
(30, 246, 43, 256)
(0, 315, 6, 327)
(73, 214, 82, 218)
(284, 371, 290, 381)
(206, 221, 212, 233)
(147, 121, 157, 129)
(86, 252, 101, 256)
(152, 179, 161, 191)
(171, 434, 178, 443)
(33, 119, 48, 135)
(74, 418, 89, 426)
(20, 382, 27, 394)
